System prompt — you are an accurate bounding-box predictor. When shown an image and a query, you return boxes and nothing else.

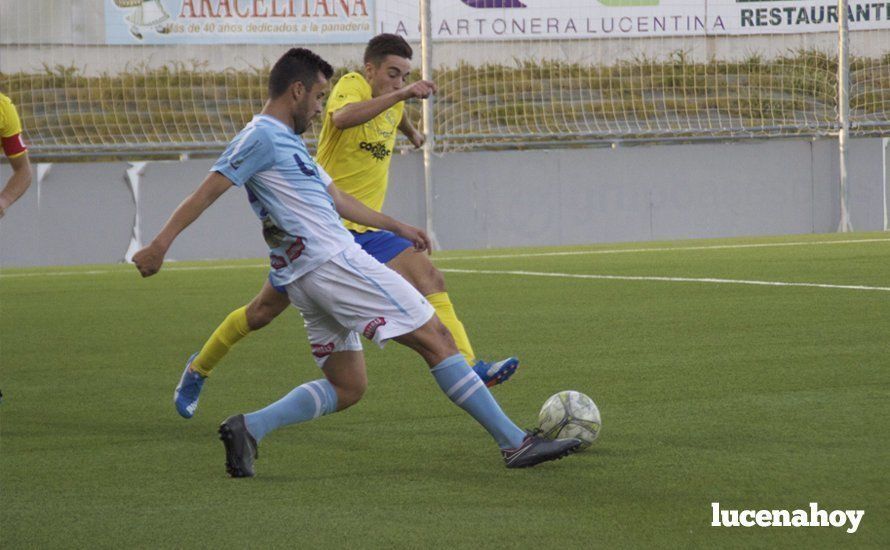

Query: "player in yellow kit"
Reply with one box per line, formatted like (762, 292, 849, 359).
(0, 92, 32, 218)
(172, 35, 519, 419)
(0, 92, 32, 405)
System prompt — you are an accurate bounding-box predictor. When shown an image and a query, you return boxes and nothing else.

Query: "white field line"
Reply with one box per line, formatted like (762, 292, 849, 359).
(439, 268, 890, 293)
(1, 237, 888, 282)
(4, 262, 887, 293)
(0, 263, 268, 279)
(433, 238, 890, 262)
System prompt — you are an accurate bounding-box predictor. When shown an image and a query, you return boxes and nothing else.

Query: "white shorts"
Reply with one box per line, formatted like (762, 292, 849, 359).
(283, 243, 436, 368)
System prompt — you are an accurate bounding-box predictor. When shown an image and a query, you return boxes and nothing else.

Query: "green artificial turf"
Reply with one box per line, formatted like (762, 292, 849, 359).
(1, 232, 888, 547)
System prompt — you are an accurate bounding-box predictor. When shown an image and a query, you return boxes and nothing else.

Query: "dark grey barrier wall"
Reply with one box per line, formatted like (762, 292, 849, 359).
(0, 162, 134, 266)
(138, 161, 266, 263)
(423, 138, 887, 250)
(847, 138, 887, 230)
(1, 138, 886, 268)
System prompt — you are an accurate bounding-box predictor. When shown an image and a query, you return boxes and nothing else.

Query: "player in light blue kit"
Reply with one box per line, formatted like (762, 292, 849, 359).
(133, 48, 580, 476)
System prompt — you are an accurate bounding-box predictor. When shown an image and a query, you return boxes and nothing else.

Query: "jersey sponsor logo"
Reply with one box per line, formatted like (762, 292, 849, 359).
(363, 317, 387, 339)
(270, 254, 287, 270)
(359, 141, 392, 161)
(311, 342, 336, 358)
(286, 238, 306, 261)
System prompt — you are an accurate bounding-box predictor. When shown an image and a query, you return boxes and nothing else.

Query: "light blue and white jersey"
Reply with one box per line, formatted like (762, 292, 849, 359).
(212, 114, 354, 286)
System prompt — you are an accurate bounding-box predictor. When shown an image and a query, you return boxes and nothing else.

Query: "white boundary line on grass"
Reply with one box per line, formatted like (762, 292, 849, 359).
(4, 263, 888, 293)
(0, 263, 268, 279)
(1, 237, 888, 282)
(439, 268, 890, 293)
(434, 237, 890, 262)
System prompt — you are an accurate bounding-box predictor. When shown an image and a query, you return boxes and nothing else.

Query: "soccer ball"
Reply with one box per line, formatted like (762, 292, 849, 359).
(537, 391, 601, 448)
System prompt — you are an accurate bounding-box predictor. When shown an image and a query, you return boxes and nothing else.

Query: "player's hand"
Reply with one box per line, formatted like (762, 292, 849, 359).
(400, 80, 437, 100)
(394, 222, 431, 254)
(407, 128, 425, 149)
(132, 242, 166, 277)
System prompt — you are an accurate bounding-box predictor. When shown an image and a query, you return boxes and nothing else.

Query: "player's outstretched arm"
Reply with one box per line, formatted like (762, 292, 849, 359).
(133, 171, 233, 277)
(328, 183, 430, 253)
(0, 152, 32, 218)
(331, 80, 437, 130)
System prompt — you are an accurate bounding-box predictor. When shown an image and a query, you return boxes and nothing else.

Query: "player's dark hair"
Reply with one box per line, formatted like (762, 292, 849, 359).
(268, 48, 334, 98)
(363, 34, 413, 65)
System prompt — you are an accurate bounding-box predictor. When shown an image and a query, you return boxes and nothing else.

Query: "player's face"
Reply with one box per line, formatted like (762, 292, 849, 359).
(291, 74, 329, 134)
(367, 55, 412, 97)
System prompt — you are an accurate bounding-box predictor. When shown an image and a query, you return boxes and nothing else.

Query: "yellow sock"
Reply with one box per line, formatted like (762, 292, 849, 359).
(426, 292, 476, 364)
(191, 306, 251, 377)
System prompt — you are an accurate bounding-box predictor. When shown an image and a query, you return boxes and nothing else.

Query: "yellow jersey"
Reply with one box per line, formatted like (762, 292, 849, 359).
(315, 72, 404, 233)
(0, 92, 27, 159)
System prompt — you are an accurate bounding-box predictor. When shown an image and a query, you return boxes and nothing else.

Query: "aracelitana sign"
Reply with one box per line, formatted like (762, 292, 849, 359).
(104, 0, 375, 43)
(104, 0, 890, 43)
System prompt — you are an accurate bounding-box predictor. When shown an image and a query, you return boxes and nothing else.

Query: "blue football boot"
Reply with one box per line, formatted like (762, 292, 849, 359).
(472, 357, 520, 388)
(174, 352, 205, 419)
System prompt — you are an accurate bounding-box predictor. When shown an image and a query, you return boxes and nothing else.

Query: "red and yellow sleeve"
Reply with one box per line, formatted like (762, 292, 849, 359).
(0, 94, 28, 159)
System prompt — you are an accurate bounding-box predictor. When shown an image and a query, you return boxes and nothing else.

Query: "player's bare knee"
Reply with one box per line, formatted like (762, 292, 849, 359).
(410, 259, 445, 295)
(246, 294, 288, 330)
(245, 303, 275, 330)
(424, 265, 446, 294)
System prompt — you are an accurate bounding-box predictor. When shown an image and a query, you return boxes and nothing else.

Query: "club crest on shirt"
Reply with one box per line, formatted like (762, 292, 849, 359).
(375, 111, 397, 138)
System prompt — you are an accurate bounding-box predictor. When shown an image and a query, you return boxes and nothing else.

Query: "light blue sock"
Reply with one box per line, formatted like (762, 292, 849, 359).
(430, 354, 526, 449)
(244, 379, 338, 442)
